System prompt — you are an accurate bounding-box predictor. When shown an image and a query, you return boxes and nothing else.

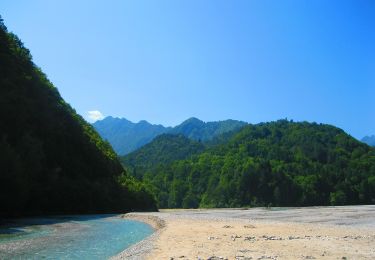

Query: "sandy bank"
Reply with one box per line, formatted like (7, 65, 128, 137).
(114, 206, 375, 260)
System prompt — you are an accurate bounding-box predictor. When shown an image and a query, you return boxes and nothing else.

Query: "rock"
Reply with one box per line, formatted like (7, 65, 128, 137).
(244, 236, 256, 241)
(257, 256, 277, 260)
(222, 225, 233, 228)
(207, 256, 228, 260)
(288, 236, 301, 240)
(239, 249, 254, 253)
(231, 234, 242, 241)
(235, 256, 253, 260)
(262, 235, 282, 241)
(244, 225, 256, 229)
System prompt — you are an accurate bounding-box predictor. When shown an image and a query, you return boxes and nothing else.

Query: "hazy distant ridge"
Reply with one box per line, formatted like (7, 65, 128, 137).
(93, 116, 170, 155)
(362, 135, 375, 147)
(93, 117, 247, 155)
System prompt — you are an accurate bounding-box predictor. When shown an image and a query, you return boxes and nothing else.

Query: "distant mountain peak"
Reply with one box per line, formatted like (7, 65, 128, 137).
(99, 116, 130, 123)
(362, 135, 375, 147)
(93, 116, 247, 155)
(184, 117, 204, 123)
(138, 120, 151, 125)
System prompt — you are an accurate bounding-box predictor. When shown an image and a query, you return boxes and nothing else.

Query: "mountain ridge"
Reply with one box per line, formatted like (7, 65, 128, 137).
(362, 135, 375, 147)
(93, 116, 247, 155)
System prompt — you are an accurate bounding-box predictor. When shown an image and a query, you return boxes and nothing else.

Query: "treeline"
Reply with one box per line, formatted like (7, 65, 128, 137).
(0, 17, 156, 217)
(123, 120, 375, 208)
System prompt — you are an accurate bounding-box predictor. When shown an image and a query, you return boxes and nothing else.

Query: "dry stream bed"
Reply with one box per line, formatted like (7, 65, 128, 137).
(115, 205, 375, 260)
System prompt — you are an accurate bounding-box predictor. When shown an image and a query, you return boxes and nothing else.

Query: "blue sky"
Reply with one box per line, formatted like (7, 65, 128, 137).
(1, 0, 374, 138)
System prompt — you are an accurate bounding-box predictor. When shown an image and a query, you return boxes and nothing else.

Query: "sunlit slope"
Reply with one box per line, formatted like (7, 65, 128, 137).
(125, 120, 375, 208)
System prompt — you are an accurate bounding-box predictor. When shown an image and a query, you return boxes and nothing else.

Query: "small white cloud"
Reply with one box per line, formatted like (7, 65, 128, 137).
(87, 110, 104, 122)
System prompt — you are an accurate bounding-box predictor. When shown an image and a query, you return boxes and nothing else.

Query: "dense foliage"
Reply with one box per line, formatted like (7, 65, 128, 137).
(362, 135, 375, 147)
(124, 120, 375, 208)
(0, 18, 156, 217)
(93, 116, 246, 155)
(121, 134, 205, 179)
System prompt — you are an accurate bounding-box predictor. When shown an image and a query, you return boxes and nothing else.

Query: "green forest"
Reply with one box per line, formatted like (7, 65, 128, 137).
(0, 17, 156, 217)
(122, 134, 206, 180)
(123, 120, 375, 208)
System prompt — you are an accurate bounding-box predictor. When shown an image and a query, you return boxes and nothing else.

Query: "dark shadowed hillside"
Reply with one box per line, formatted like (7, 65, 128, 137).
(125, 120, 375, 208)
(0, 18, 156, 217)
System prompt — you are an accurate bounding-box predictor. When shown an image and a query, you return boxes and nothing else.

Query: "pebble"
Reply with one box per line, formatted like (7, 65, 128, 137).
(262, 235, 282, 241)
(244, 236, 256, 241)
(244, 225, 256, 229)
(231, 234, 242, 241)
(223, 225, 233, 228)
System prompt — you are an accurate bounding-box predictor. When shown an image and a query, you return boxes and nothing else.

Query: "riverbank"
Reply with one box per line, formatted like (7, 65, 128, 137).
(114, 205, 375, 259)
(111, 214, 166, 259)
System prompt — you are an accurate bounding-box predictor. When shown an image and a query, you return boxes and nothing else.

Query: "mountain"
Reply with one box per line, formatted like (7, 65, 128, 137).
(125, 120, 375, 208)
(0, 17, 156, 217)
(362, 135, 375, 147)
(93, 116, 170, 155)
(169, 117, 247, 142)
(121, 134, 205, 179)
(93, 116, 247, 155)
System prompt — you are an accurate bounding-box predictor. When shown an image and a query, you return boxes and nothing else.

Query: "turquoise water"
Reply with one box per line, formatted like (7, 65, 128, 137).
(0, 215, 153, 259)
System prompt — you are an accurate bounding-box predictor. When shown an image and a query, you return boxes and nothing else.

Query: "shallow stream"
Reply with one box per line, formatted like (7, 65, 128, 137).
(0, 214, 153, 259)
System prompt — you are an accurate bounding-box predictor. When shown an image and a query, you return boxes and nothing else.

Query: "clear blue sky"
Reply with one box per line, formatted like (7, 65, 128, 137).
(1, 0, 374, 138)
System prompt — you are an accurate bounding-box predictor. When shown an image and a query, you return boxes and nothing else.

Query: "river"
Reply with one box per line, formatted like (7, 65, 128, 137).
(0, 214, 153, 259)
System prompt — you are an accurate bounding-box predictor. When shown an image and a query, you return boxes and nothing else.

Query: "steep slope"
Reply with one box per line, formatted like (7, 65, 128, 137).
(362, 135, 375, 147)
(93, 116, 169, 155)
(129, 120, 375, 208)
(0, 18, 156, 217)
(93, 116, 247, 155)
(121, 134, 205, 179)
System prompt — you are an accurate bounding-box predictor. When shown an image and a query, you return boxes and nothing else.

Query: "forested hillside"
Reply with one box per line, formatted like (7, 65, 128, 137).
(121, 134, 205, 179)
(0, 17, 156, 217)
(93, 116, 247, 155)
(124, 120, 375, 208)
